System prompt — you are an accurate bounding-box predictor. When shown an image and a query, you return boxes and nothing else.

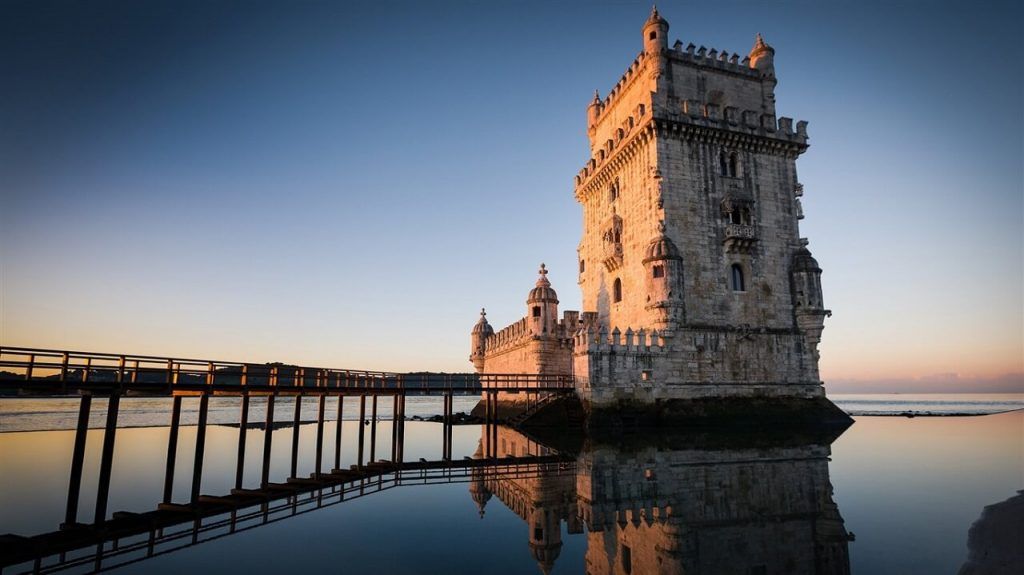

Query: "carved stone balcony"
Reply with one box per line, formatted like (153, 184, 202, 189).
(723, 223, 757, 253)
(602, 242, 623, 271)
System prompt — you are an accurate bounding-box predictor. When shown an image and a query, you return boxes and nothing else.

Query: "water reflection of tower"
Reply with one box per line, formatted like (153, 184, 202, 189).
(472, 425, 852, 575)
(470, 427, 582, 574)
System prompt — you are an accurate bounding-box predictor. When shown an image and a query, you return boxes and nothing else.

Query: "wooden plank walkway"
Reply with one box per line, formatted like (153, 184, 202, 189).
(0, 346, 576, 395)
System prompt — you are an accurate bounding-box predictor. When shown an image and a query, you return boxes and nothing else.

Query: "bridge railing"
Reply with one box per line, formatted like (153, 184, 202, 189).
(0, 346, 575, 393)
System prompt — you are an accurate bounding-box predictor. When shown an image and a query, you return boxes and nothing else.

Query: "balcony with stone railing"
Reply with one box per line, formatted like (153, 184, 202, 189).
(723, 223, 758, 253)
(602, 242, 623, 271)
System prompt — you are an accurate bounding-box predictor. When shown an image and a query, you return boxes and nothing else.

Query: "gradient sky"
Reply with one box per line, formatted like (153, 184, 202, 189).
(1, 0, 1021, 391)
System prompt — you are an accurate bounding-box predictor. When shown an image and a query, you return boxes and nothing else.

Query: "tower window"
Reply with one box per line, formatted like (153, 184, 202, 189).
(721, 150, 739, 177)
(652, 265, 664, 278)
(609, 179, 620, 202)
(532, 306, 541, 318)
(622, 545, 633, 574)
(613, 278, 623, 302)
(730, 264, 745, 292)
(649, 31, 657, 41)
(579, 259, 585, 273)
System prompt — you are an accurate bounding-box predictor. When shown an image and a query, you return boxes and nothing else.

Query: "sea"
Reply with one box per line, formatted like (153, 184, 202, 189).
(0, 393, 1020, 575)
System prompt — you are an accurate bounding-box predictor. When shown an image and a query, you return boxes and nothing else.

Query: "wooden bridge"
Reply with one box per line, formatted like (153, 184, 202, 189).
(0, 346, 579, 573)
(0, 346, 576, 396)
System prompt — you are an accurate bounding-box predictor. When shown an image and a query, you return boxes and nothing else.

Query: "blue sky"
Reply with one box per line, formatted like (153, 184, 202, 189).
(1, 1, 1021, 391)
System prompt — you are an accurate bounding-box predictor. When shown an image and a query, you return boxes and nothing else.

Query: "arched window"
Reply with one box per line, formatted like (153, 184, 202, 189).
(730, 264, 745, 292)
(613, 278, 623, 303)
(719, 151, 729, 176)
(609, 179, 619, 202)
(728, 153, 739, 177)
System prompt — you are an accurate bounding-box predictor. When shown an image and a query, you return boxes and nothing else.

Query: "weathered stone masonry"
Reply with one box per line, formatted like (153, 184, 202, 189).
(472, 8, 841, 421)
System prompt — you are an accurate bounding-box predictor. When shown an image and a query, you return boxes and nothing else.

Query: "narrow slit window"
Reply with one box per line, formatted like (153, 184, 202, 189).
(730, 264, 745, 292)
(613, 278, 623, 303)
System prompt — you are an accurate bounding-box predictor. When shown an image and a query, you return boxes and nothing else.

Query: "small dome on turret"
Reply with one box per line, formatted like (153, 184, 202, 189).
(748, 33, 775, 74)
(472, 308, 494, 336)
(642, 222, 682, 262)
(530, 541, 563, 575)
(644, 5, 669, 29)
(792, 247, 821, 273)
(527, 264, 559, 304)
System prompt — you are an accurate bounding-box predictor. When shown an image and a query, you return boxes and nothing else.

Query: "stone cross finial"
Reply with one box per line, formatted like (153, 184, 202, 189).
(539, 263, 548, 276)
(480, 308, 487, 318)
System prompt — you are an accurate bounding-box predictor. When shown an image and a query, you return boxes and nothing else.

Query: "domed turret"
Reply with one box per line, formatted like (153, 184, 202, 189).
(791, 247, 824, 310)
(642, 222, 684, 330)
(791, 246, 830, 362)
(528, 507, 563, 575)
(748, 33, 775, 76)
(470, 308, 493, 372)
(587, 89, 602, 131)
(468, 442, 492, 517)
(527, 264, 560, 336)
(642, 5, 669, 55)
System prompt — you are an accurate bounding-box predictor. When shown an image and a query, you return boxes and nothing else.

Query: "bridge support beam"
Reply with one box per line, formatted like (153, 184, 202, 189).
(62, 394, 91, 528)
(94, 392, 120, 523)
(235, 394, 249, 490)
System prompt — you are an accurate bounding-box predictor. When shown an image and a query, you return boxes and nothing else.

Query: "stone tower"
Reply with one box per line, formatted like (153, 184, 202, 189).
(471, 8, 848, 426)
(570, 8, 844, 423)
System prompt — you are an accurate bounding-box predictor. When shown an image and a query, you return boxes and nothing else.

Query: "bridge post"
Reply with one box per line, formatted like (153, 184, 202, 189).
(94, 392, 121, 523)
(397, 392, 406, 463)
(357, 395, 366, 468)
(369, 394, 378, 463)
(315, 394, 326, 477)
(190, 392, 210, 504)
(290, 394, 302, 478)
(62, 394, 91, 528)
(334, 396, 344, 471)
(163, 395, 182, 503)
(261, 395, 275, 488)
(390, 394, 399, 462)
(235, 394, 249, 490)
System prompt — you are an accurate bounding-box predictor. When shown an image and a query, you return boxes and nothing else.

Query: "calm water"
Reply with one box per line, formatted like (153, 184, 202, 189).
(0, 396, 1021, 574)
(2, 393, 1021, 433)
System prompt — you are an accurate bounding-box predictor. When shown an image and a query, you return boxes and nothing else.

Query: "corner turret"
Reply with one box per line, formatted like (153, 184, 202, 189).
(587, 90, 602, 133)
(527, 264, 559, 336)
(642, 221, 685, 331)
(470, 308, 493, 372)
(642, 5, 669, 55)
(748, 33, 775, 76)
(791, 247, 830, 361)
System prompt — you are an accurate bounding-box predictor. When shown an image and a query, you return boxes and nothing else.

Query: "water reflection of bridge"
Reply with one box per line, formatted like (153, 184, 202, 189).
(1, 453, 575, 574)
